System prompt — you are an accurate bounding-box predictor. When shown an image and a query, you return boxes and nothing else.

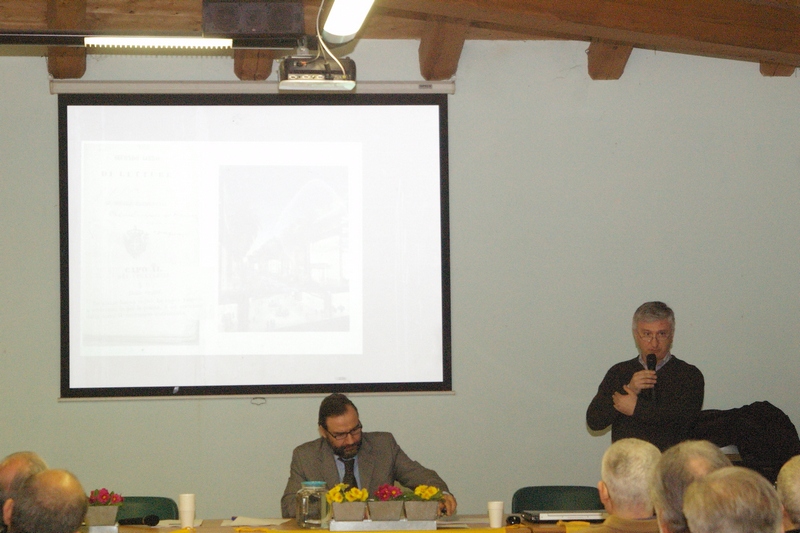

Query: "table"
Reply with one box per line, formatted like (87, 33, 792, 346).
(118, 516, 562, 533)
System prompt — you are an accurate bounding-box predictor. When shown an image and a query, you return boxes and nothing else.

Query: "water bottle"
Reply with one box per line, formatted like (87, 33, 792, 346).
(296, 481, 330, 529)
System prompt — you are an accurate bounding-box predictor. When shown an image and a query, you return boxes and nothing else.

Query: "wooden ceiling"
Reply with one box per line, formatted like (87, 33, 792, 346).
(1, 0, 799, 81)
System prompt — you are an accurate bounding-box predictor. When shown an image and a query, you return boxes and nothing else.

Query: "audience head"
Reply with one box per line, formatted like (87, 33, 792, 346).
(599, 438, 661, 518)
(0, 453, 48, 507)
(683, 466, 781, 533)
(649, 440, 731, 533)
(776, 454, 800, 531)
(3, 469, 87, 533)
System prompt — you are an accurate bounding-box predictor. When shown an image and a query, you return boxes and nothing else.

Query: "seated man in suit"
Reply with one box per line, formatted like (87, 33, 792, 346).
(3, 469, 87, 533)
(281, 393, 456, 518)
(576, 438, 661, 533)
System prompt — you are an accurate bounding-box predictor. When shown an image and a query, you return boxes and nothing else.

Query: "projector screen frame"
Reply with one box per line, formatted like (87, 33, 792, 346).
(58, 92, 452, 399)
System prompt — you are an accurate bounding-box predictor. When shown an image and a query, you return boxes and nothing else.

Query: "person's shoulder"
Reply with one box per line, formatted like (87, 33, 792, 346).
(362, 431, 396, 443)
(666, 355, 703, 373)
(606, 357, 641, 371)
(293, 437, 327, 454)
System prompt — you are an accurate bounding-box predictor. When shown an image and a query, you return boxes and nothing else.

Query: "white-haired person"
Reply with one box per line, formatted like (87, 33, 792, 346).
(683, 466, 782, 533)
(575, 438, 662, 533)
(777, 455, 800, 533)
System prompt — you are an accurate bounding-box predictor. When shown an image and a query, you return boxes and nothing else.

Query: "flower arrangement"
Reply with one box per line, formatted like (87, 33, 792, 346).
(88, 488, 123, 506)
(326, 483, 369, 503)
(406, 485, 443, 501)
(372, 484, 404, 501)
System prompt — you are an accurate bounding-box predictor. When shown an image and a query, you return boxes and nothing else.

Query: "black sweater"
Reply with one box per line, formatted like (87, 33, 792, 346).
(586, 355, 704, 451)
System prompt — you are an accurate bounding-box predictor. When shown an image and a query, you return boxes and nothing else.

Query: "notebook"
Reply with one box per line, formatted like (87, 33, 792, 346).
(521, 510, 607, 522)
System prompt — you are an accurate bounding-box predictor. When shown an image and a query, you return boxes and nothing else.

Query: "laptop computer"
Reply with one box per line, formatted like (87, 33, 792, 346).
(521, 510, 607, 523)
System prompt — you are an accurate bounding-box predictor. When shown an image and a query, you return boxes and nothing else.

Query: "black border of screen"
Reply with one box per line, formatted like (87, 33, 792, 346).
(58, 92, 451, 399)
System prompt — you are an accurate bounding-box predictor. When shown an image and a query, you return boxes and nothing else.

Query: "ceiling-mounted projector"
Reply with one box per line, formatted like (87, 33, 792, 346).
(278, 56, 356, 91)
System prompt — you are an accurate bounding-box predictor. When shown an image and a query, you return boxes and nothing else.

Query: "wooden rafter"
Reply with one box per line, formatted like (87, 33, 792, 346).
(587, 40, 633, 80)
(418, 16, 468, 81)
(1, 0, 799, 80)
(46, 0, 86, 79)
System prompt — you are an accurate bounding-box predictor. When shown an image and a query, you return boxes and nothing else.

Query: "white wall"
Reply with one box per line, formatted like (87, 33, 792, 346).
(1, 39, 799, 518)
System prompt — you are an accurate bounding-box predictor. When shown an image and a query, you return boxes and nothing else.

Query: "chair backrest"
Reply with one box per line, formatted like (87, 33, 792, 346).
(511, 485, 603, 513)
(116, 496, 179, 521)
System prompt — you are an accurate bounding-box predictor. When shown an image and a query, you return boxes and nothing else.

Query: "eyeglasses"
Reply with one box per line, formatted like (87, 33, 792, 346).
(637, 330, 672, 342)
(326, 423, 362, 441)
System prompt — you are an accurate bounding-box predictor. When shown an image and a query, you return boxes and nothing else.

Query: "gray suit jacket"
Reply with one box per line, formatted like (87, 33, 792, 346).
(280, 431, 449, 518)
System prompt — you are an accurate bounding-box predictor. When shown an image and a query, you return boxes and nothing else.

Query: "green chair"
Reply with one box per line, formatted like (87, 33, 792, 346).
(116, 496, 179, 521)
(511, 486, 604, 513)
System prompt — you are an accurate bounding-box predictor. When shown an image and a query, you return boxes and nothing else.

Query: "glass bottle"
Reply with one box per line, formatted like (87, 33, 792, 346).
(296, 481, 330, 529)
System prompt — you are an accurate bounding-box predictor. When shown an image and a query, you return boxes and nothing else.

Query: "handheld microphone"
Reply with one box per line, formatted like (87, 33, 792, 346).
(117, 515, 160, 526)
(646, 353, 657, 401)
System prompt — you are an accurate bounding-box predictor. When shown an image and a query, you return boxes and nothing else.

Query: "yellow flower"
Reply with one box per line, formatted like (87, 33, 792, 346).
(422, 486, 440, 500)
(413, 485, 442, 500)
(345, 487, 369, 502)
(326, 484, 348, 503)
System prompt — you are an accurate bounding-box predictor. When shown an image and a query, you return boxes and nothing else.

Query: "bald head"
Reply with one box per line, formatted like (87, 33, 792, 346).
(0, 452, 48, 518)
(683, 466, 782, 533)
(649, 440, 731, 533)
(5, 470, 87, 533)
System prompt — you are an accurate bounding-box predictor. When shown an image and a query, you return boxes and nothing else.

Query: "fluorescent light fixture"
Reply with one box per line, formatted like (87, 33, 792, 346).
(84, 36, 233, 49)
(322, 0, 375, 44)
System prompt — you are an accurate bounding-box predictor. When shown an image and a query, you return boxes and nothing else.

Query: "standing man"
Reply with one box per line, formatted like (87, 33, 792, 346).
(576, 438, 662, 533)
(281, 393, 456, 518)
(586, 302, 704, 451)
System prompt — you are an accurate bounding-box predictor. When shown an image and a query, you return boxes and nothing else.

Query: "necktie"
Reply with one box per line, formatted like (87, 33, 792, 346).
(342, 458, 357, 488)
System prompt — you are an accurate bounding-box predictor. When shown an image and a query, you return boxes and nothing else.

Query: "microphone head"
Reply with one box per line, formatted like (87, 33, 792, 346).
(142, 515, 160, 526)
(646, 353, 657, 370)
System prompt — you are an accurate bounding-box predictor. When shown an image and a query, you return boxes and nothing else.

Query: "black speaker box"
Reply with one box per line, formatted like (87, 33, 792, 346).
(203, 1, 304, 35)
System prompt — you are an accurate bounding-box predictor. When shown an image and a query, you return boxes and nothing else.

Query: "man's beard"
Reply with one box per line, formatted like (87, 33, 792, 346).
(330, 438, 362, 459)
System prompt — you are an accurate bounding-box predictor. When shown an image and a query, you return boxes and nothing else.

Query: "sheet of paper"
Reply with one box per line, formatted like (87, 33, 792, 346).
(156, 519, 203, 528)
(222, 518, 290, 527)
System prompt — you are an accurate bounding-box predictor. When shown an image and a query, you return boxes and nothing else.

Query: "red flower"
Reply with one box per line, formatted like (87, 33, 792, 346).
(374, 484, 403, 501)
(88, 488, 123, 506)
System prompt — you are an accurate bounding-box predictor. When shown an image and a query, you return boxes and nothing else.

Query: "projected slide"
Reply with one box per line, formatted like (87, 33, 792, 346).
(60, 93, 450, 397)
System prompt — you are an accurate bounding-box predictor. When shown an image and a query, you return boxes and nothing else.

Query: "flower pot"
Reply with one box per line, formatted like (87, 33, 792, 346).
(367, 500, 404, 521)
(85, 506, 119, 526)
(332, 501, 366, 521)
(403, 500, 439, 521)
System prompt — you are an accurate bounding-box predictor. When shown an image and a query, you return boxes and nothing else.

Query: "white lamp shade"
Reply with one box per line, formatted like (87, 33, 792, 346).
(322, 0, 375, 44)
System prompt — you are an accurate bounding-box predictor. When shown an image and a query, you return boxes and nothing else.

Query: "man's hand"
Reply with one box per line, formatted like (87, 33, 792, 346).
(626, 369, 656, 395)
(612, 385, 638, 416)
(439, 493, 457, 516)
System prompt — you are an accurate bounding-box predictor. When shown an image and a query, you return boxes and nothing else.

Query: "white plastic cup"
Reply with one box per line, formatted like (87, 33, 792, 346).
(488, 501, 504, 528)
(179, 494, 196, 528)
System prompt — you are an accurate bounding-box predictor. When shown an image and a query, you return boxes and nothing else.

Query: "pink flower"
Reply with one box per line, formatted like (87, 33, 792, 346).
(88, 488, 123, 506)
(374, 484, 403, 501)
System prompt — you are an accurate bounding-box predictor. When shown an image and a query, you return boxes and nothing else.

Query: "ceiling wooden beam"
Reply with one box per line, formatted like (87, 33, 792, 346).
(759, 61, 796, 76)
(587, 40, 633, 80)
(46, 0, 86, 79)
(418, 16, 468, 80)
(234, 49, 276, 81)
(4, 0, 800, 80)
(375, 0, 800, 67)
